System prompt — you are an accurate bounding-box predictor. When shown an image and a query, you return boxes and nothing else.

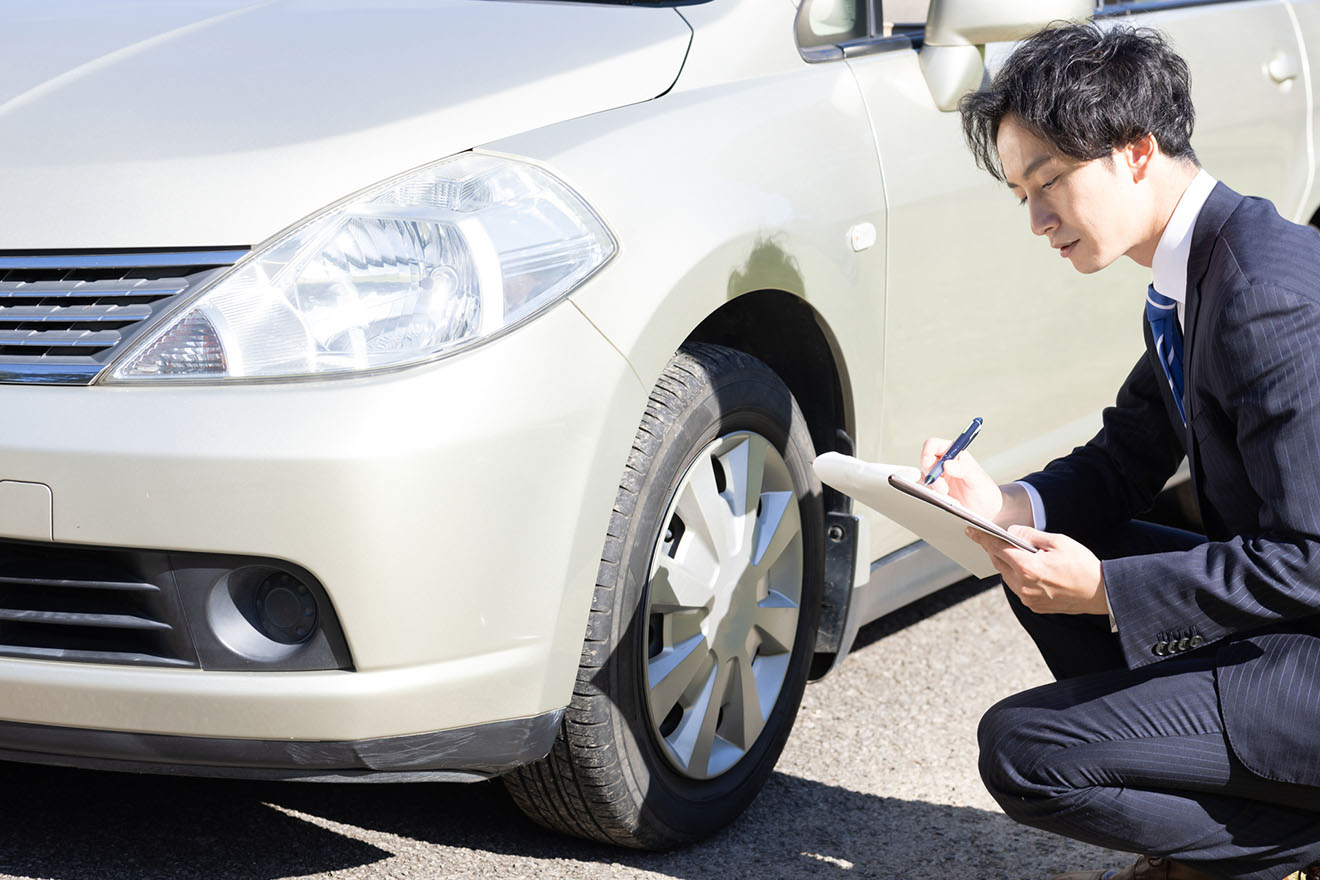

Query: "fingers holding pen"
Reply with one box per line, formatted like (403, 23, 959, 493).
(920, 437, 951, 476)
(920, 436, 983, 484)
(936, 449, 985, 481)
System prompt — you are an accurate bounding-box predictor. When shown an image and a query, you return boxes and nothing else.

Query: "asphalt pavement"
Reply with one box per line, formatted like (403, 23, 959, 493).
(0, 578, 1124, 879)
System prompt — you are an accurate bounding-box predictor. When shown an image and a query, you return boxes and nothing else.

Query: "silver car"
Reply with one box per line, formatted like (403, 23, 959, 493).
(0, 0, 1313, 848)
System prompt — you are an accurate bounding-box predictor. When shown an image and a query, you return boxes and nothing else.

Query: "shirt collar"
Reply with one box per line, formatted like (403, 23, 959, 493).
(1151, 168, 1217, 305)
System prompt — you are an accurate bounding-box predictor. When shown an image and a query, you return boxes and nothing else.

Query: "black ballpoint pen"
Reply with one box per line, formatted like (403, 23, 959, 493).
(924, 417, 984, 486)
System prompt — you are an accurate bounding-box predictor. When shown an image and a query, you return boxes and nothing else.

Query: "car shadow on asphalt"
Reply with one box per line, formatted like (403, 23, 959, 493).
(0, 760, 1097, 880)
(847, 574, 1002, 654)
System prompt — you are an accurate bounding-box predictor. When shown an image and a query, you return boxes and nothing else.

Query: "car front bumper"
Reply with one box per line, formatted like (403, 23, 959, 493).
(0, 300, 645, 754)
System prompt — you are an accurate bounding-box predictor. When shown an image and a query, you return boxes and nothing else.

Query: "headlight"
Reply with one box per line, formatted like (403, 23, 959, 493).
(106, 152, 616, 382)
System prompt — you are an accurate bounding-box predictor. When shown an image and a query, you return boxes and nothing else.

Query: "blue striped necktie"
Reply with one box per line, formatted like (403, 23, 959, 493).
(1146, 285, 1186, 424)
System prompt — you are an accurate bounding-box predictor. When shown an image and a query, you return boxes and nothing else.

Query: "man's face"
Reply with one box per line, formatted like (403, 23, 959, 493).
(997, 116, 1147, 273)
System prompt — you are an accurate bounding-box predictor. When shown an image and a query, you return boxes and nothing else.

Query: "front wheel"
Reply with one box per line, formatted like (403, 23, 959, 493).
(504, 343, 823, 848)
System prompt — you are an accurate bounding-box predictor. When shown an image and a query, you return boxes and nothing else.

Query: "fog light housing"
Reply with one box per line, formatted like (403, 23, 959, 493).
(206, 565, 331, 665)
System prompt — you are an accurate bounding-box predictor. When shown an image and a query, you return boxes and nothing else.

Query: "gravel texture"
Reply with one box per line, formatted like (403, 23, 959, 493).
(0, 578, 1125, 879)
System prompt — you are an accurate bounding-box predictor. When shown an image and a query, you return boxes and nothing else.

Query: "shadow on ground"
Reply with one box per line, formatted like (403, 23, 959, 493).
(0, 762, 1075, 880)
(849, 574, 1001, 653)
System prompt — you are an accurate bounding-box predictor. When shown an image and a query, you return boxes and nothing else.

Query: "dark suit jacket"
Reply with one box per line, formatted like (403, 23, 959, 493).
(1023, 182, 1320, 790)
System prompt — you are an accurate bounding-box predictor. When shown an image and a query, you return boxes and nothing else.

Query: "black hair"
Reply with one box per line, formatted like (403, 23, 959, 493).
(960, 22, 1197, 181)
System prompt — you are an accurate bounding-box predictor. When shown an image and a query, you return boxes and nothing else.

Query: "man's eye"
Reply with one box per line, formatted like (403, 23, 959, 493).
(1041, 177, 1058, 190)
(1017, 196, 1027, 206)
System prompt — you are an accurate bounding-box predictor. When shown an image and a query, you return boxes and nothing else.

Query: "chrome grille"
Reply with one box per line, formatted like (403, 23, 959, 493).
(0, 249, 247, 384)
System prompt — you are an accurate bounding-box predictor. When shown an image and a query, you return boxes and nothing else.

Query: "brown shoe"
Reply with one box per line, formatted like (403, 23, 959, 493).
(1050, 855, 1219, 880)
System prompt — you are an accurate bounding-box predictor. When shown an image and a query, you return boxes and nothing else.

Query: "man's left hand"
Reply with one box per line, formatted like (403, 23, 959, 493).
(965, 525, 1109, 616)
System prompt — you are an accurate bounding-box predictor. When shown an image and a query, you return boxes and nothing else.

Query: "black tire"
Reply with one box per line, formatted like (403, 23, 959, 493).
(503, 342, 824, 849)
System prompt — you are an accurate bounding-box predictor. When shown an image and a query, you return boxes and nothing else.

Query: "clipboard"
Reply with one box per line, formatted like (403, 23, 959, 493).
(886, 471, 1037, 552)
(812, 452, 1036, 578)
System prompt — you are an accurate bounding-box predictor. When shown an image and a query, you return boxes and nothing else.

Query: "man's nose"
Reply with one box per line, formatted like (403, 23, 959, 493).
(1029, 202, 1057, 237)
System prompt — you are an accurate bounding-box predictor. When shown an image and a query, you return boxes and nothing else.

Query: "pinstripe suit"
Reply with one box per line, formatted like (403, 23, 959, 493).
(980, 183, 1320, 880)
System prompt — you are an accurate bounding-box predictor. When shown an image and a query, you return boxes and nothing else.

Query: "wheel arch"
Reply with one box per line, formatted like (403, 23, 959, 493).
(685, 290, 854, 475)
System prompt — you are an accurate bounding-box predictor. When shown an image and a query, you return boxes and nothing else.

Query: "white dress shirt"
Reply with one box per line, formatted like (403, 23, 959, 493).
(1151, 168, 1219, 326)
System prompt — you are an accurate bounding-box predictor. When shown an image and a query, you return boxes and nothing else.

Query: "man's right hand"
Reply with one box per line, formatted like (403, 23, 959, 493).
(920, 437, 1034, 529)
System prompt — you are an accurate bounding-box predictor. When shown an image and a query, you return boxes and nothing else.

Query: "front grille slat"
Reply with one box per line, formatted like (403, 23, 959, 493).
(0, 249, 249, 270)
(0, 330, 121, 348)
(0, 250, 245, 385)
(0, 644, 194, 668)
(0, 304, 156, 323)
(0, 609, 173, 631)
(0, 575, 159, 593)
(0, 278, 189, 297)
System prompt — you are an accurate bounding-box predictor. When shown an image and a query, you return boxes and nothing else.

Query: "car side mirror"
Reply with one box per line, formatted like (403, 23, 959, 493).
(921, 0, 1093, 111)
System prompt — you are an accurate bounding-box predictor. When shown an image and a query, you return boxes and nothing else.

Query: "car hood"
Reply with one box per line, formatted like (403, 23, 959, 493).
(0, 0, 691, 249)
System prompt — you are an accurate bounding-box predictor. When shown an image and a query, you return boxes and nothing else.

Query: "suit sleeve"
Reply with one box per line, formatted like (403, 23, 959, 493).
(1105, 283, 1320, 669)
(1021, 335, 1186, 537)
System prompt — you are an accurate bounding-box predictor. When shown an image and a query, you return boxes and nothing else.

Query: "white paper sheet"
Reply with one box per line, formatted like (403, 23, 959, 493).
(812, 452, 1035, 579)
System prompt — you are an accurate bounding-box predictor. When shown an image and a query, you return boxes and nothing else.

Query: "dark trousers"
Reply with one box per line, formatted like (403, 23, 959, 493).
(980, 521, 1320, 880)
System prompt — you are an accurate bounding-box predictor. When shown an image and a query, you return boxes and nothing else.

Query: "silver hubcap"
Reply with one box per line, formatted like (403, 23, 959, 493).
(643, 431, 803, 780)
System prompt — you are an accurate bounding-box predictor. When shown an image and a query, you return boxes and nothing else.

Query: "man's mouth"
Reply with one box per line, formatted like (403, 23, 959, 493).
(1056, 239, 1079, 258)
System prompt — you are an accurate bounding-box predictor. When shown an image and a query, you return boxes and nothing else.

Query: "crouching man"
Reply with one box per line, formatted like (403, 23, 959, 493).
(927, 22, 1320, 880)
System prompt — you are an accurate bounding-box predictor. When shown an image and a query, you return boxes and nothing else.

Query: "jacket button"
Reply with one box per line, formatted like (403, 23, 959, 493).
(1154, 641, 1168, 656)
(1190, 635, 1204, 648)
(1178, 637, 1190, 652)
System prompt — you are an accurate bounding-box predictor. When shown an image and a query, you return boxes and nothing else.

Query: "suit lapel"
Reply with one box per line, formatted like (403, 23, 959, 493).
(1182, 182, 1240, 411)
(1179, 182, 1241, 504)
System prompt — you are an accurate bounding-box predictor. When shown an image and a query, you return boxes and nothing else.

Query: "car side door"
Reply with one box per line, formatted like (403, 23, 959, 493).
(1093, 0, 1312, 218)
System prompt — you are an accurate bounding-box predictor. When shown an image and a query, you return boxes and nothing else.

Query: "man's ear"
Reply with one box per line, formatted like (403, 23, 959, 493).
(1120, 134, 1159, 182)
